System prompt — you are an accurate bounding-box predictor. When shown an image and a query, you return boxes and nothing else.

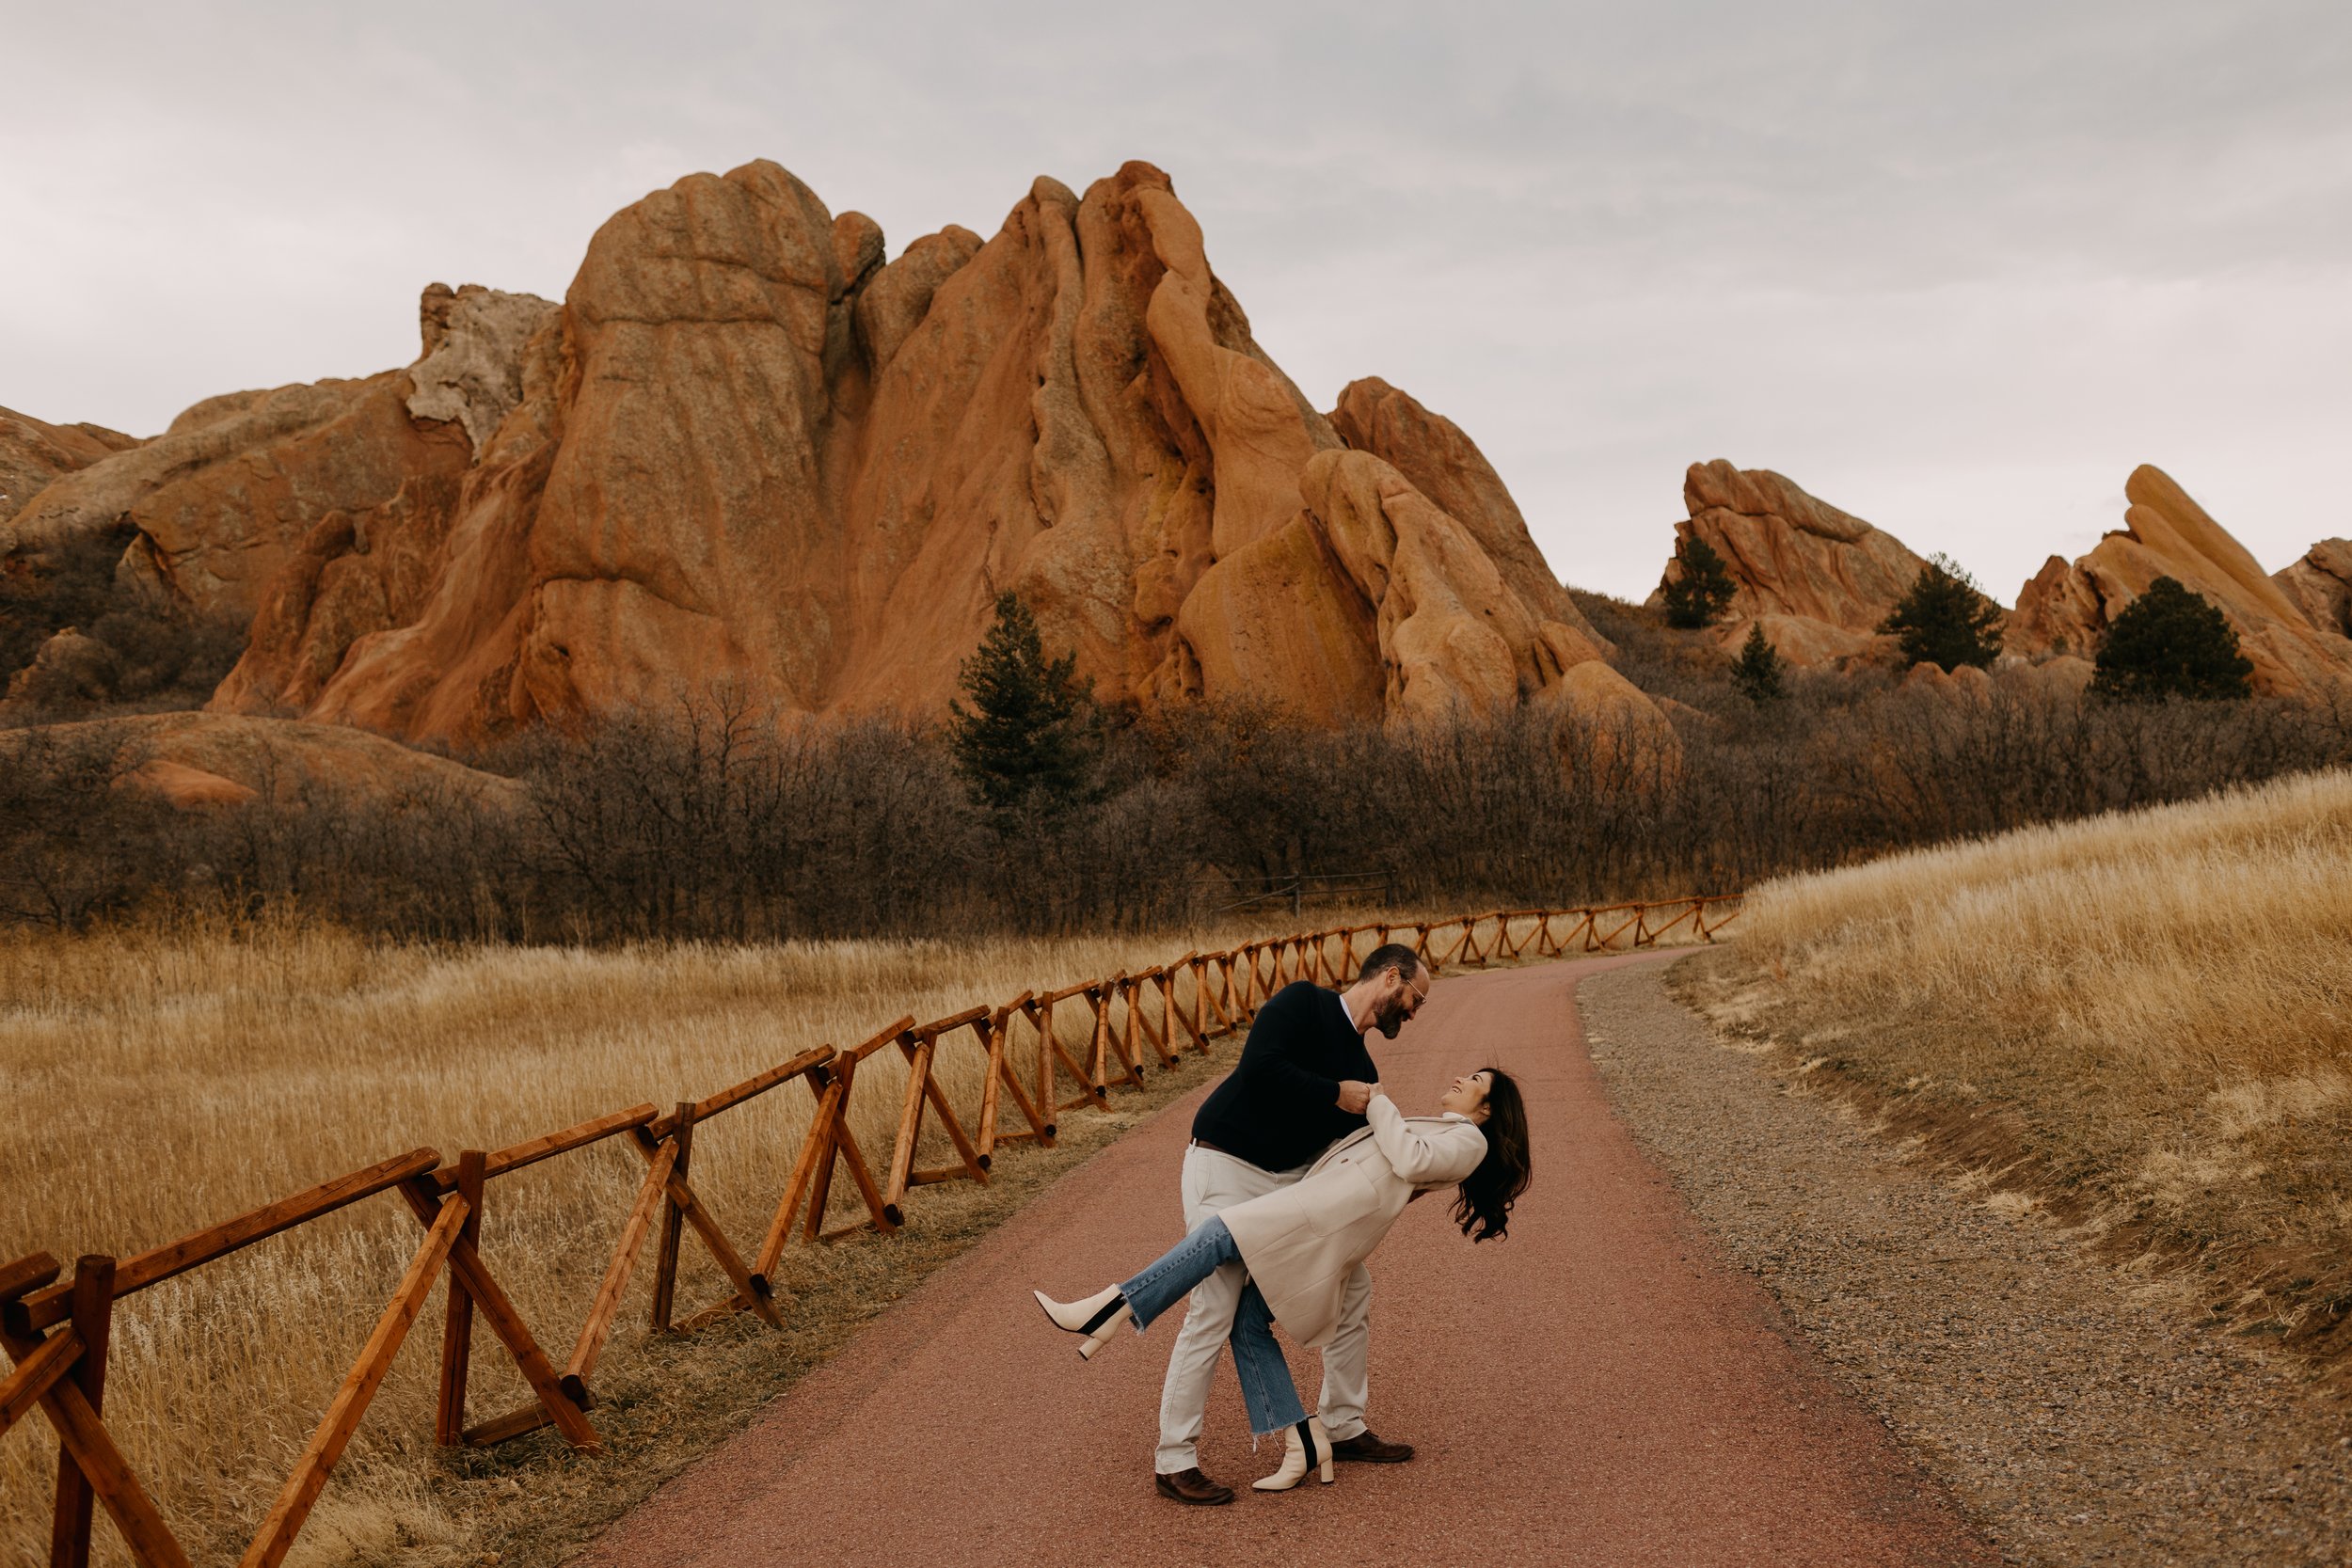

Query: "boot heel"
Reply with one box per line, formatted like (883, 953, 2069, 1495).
(1033, 1286, 1131, 1360)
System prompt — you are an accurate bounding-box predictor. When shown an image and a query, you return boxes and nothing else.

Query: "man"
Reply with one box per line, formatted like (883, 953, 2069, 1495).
(1152, 942, 1432, 1505)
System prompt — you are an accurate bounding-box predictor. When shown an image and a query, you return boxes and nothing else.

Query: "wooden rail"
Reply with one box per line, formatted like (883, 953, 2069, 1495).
(0, 893, 1737, 1565)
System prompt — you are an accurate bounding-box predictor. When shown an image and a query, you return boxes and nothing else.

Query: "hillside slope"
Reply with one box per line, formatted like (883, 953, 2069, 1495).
(1681, 768, 2352, 1368)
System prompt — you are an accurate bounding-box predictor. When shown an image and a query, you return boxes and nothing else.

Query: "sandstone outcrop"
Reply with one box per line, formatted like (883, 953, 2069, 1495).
(4, 628, 119, 706)
(1327, 376, 1609, 660)
(36, 711, 528, 814)
(0, 287, 551, 626)
(1175, 447, 1608, 724)
(0, 408, 139, 526)
(2, 373, 467, 620)
(2030, 655, 2096, 701)
(188, 158, 1641, 744)
(1648, 461, 1924, 667)
(2275, 539, 2352, 640)
(0, 710, 523, 813)
(407, 284, 561, 456)
(2009, 467, 2352, 698)
(1538, 658, 1683, 787)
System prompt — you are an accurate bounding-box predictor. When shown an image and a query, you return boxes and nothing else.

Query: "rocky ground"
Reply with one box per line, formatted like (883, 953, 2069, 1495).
(1584, 959, 2352, 1567)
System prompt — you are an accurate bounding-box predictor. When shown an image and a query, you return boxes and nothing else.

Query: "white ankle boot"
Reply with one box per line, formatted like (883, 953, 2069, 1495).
(1031, 1285, 1132, 1359)
(1253, 1418, 1335, 1490)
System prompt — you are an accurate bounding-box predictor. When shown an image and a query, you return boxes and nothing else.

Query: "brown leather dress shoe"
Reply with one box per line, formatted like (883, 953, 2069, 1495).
(1155, 1466, 1236, 1505)
(1329, 1430, 1414, 1464)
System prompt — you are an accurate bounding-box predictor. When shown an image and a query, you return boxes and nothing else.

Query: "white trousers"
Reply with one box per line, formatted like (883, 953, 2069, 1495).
(1154, 1144, 1373, 1474)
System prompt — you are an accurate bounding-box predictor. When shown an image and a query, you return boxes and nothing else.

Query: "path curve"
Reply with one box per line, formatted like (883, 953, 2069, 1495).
(578, 954, 1992, 1568)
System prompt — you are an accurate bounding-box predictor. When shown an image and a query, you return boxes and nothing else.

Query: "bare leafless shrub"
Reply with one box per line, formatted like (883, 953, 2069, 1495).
(5, 665, 2348, 941)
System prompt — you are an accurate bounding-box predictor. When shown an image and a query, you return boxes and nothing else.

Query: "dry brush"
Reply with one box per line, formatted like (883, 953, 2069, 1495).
(1680, 768, 2352, 1371)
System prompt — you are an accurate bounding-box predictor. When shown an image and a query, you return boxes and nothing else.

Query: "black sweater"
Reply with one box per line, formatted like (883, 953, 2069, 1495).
(1190, 981, 1376, 1172)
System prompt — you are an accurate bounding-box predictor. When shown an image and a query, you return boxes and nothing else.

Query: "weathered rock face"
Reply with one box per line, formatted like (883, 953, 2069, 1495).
(0, 289, 552, 628)
(2009, 467, 2352, 697)
(2275, 539, 2352, 640)
(192, 158, 1635, 744)
(1176, 447, 1605, 724)
(1647, 461, 1924, 667)
(407, 284, 559, 456)
(1327, 376, 1609, 660)
(0, 408, 139, 527)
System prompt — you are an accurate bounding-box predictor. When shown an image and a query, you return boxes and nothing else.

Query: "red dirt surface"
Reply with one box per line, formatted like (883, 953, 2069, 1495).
(575, 953, 1994, 1567)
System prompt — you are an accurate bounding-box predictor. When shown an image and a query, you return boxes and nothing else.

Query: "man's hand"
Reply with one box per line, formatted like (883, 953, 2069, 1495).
(1335, 1079, 1374, 1116)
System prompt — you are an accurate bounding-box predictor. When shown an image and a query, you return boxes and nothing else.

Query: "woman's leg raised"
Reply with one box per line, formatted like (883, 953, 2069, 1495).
(1119, 1216, 1243, 1329)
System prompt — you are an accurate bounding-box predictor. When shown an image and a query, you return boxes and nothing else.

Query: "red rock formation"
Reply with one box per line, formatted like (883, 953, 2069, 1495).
(2009, 467, 2352, 697)
(1327, 376, 1609, 661)
(0, 288, 550, 626)
(1538, 659, 1683, 787)
(3, 628, 119, 706)
(0, 408, 138, 526)
(2275, 539, 2352, 640)
(1647, 461, 1924, 667)
(188, 158, 1642, 744)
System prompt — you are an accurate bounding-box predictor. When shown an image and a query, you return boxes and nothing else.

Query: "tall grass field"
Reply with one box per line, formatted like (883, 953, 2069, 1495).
(1683, 768, 2352, 1369)
(0, 916, 1276, 1564)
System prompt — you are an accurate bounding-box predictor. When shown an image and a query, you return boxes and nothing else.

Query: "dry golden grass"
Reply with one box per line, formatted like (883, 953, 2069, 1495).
(1680, 767, 2352, 1366)
(0, 912, 1285, 1565)
(0, 902, 1621, 1565)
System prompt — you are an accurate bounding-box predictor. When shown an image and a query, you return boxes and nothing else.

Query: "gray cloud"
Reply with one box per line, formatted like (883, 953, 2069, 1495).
(3, 0, 2345, 600)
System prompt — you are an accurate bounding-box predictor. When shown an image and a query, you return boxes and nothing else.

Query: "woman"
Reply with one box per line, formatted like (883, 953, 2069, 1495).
(1034, 1067, 1532, 1491)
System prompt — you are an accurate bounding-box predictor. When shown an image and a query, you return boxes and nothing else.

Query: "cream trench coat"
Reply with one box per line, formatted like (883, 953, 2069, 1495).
(1216, 1093, 1487, 1349)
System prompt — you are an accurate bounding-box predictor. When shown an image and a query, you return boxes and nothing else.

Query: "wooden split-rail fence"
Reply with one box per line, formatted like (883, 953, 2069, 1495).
(0, 894, 1740, 1566)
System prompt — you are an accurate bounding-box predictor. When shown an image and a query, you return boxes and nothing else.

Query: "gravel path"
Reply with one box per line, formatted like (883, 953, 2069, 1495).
(1583, 960, 2352, 1567)
(574, 954, 1990, 1567)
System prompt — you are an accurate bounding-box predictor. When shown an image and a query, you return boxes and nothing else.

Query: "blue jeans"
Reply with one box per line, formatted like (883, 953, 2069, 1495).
(1120, 1216, 1306, 1437)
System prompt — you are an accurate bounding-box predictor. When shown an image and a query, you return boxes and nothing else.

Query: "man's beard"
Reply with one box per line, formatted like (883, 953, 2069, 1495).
(1375, 1001, 1408, 1038)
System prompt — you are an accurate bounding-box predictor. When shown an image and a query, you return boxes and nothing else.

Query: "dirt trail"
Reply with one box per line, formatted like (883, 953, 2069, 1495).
(575, 953, 1991, 1568)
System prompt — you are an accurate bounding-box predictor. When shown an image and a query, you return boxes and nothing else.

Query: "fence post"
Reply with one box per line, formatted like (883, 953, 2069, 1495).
(977, 1012, 1005, 1159)
(435, 1150, 485, 1446)
(49, 1254, 114, 1568)
(1031, 998, 1056, 1123)
(649, 1103, 694, 1332)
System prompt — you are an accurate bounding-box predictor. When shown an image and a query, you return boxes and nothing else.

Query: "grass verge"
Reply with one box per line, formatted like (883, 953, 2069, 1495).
(1672, 768, 2352, 1383)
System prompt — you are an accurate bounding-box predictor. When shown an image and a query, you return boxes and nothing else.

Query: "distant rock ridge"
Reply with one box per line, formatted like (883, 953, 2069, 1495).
(0, 408, 140, 527)
(0, 157, 1641, 747)
(2, 372, 476, 620)
(2009, 466, 2352, 697)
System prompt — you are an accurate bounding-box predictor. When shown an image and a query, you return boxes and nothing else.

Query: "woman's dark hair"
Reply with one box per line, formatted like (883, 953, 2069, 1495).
(1452, 1067, 1531, 1243)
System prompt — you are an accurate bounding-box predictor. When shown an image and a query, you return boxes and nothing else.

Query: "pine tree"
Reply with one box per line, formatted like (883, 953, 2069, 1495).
(947, 590, 1095, 812)
(1880, 553, 2004, 671)
(2090, 577, 2254, 702)
(1661, 536, 1739, 629)
(1730, 621, 1786, 704)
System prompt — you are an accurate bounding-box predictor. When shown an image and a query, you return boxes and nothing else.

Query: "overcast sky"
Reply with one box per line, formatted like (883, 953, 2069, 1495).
(6, 0, 2346, 602)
